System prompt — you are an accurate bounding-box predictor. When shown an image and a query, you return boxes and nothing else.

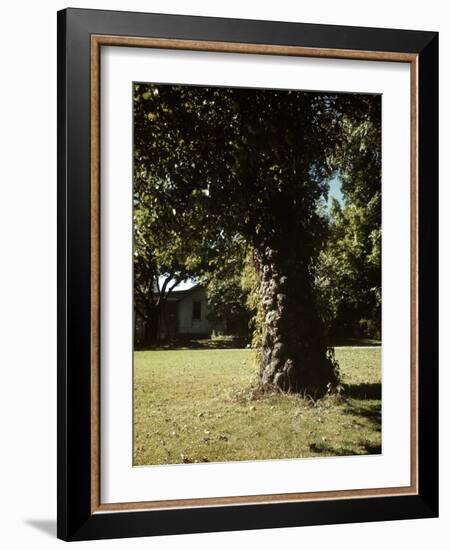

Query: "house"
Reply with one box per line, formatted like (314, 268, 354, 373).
(134, 284, 226, 343)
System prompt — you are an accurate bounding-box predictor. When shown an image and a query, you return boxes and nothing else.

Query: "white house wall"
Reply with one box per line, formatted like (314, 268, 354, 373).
(177, 288, 224, 335)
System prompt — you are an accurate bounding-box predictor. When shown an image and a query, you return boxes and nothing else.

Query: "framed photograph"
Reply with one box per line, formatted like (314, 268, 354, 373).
(57, 8, 438, 541)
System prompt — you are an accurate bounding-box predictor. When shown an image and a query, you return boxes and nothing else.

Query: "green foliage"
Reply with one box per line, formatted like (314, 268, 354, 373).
(316, 95, 381, 339)
(241, 251, 264, 350)
(133, 86, 231, 340)
(201, 237, 254, 341)
(134, 84, 344, 249)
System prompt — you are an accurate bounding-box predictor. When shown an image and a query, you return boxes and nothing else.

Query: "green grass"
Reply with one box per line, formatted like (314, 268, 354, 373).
(133, 347, 381, 465)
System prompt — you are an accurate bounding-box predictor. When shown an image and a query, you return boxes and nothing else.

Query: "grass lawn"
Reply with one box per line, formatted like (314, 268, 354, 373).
(134, 347, 381, 465)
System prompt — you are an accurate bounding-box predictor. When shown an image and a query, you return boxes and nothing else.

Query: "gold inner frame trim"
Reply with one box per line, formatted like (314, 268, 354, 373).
(90, 34, 419, 514)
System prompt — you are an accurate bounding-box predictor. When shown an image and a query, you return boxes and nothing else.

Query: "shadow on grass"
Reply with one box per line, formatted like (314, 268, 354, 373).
(329, 337, 381, 347)
(136, 336, 380, 351)
(136, 336, 248, 351)
(308, 396, 382, 457)
(309, 440, 381, 456)
(343, 382, 381, 400)
(344, 401, 382, 434)
(346, 401, 381, 421)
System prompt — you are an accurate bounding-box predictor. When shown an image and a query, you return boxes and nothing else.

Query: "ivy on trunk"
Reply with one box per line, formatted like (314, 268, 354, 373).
(254, 246, 339, 396)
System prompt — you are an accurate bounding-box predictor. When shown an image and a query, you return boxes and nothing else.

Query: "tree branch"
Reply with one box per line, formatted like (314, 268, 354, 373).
(134, 304, 147, 320)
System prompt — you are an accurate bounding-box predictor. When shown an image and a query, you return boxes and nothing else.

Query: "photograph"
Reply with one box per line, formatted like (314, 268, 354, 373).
(132, 83, 382, 466)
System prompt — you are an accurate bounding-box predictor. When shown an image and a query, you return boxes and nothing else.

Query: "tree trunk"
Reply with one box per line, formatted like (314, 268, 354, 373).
(254, 246, 339, 396)
(143, 307, 160, 345)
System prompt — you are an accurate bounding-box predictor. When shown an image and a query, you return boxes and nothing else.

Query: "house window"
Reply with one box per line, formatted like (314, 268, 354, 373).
(192, 300, 202, 321)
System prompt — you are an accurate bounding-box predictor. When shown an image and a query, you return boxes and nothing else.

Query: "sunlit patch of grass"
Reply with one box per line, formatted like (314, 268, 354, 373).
(133, 347, 381, 465)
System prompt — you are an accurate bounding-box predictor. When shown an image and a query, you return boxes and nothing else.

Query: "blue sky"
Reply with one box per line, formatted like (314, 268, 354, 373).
(328, 173, 344, 206)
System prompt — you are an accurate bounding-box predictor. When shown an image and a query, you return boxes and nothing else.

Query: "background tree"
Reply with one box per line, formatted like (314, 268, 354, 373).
(200, 236, 254, 343)
(133, 195, 205, 344)
(133, 142, 223, 343)
(134, 83, 380, 394)
(316, 96, 381, 340)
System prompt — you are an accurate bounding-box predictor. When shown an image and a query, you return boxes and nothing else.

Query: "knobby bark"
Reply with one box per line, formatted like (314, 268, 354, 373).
(254, 246, 339, 396)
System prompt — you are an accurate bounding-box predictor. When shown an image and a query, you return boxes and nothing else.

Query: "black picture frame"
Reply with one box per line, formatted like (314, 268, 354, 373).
(57, 8, 438, 542)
